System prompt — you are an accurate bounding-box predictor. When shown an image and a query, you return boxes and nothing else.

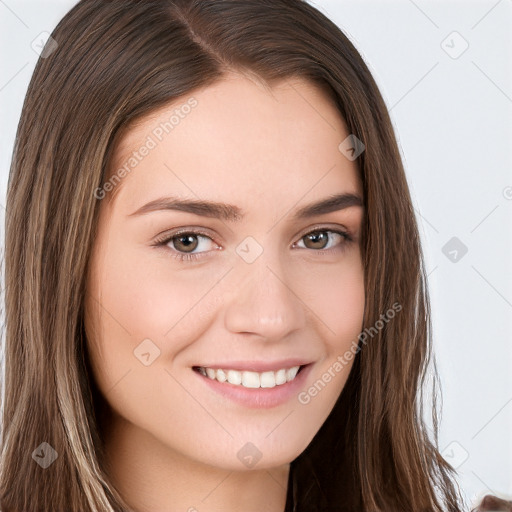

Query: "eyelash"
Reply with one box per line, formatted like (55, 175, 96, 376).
(152, 226, 353, 263)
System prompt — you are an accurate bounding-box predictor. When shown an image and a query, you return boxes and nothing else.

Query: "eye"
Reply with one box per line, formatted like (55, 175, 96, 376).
(152, 229, 219, 262)
(293, 228, 352, 252)
(152, 226, 353, 263)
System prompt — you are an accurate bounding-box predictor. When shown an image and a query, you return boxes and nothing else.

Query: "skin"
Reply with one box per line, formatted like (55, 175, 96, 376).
(84, 72, 365, 512)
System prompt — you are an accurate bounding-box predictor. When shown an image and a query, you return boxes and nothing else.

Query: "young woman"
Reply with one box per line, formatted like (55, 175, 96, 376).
(1, 1, 508, 511)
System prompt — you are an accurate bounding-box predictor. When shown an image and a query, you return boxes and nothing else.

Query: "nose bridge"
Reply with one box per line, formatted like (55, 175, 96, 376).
(222, 239, 306, 338)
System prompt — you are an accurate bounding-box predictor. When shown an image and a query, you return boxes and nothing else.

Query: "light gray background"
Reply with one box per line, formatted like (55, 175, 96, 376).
(0, 0, 511, 508)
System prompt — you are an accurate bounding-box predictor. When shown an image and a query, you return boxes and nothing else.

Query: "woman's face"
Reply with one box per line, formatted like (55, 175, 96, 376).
(85, 73, 365, 473)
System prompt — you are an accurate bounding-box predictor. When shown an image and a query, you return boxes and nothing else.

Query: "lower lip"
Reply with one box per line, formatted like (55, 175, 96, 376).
(193, 364, 313, 409)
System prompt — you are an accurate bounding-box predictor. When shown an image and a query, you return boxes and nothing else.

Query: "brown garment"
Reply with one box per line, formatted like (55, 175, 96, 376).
(473, 495, 512, 511)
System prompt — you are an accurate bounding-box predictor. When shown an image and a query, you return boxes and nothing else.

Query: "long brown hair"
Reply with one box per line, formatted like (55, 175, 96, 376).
(1, 0, 466, 510)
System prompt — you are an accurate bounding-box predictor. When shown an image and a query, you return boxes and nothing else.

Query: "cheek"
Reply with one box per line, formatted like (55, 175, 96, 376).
(83, 239, 235, 406)
(323, 260, 365, 346)
(297, 250, 365, 347)
(88, 240, 221, 346)
(293, 253, 364, 406)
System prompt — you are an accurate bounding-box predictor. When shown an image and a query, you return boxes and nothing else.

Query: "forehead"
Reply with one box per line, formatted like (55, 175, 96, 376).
(106, 73, 362, 214)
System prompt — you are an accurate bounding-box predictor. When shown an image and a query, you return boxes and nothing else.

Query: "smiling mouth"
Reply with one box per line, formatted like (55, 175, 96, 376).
(192, 364, 308, 389)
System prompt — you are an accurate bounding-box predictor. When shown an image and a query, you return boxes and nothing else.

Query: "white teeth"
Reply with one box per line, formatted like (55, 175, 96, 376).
(275, 368, 287, 385)
(198, 365, 302, 388)
(259, 371, 275, 388)
(286, 366, 299, 381)
(227, 369, 242, 385)
(242, 371, 261, 388)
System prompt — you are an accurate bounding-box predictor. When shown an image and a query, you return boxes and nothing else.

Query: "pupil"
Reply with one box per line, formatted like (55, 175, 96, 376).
(307, 232, 327, 249)
(175, 234, 197, 252)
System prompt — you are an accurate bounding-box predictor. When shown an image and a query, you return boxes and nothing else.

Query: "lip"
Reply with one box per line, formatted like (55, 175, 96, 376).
(192, 362, 314, 409)
(193, 358, 313, 373)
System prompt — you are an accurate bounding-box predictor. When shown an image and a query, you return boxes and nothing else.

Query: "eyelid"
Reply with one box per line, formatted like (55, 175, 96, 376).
(295, 222, 351, 239)
(152, 227, 219, 245)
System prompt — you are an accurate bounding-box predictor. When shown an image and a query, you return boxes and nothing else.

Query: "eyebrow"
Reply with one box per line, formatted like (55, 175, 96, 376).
(127, 192, 363, 222)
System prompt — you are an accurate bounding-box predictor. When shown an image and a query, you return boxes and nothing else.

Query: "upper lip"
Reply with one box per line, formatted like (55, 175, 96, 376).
(194, 358, 313, 373)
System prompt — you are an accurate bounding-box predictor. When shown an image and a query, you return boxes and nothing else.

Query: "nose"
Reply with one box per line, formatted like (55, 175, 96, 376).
(222, 250, 307, 341)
